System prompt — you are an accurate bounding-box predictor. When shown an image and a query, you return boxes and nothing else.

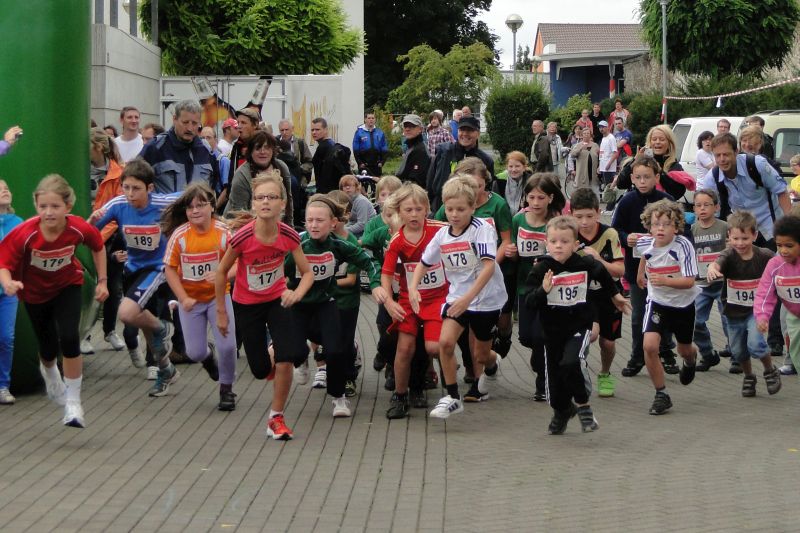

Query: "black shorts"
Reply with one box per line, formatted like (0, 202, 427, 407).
(501, 272, 516, 314)
(442, 304, 500, 341)
(234, 298, 303, 379)
(24, 285, 82, 360)
(123, 268, 168, 315)
(592, 298, 622, 341)
(644, 301, 695, 345)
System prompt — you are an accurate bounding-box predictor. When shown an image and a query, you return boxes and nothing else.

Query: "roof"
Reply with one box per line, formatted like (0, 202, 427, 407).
(535, 23, 648, 57)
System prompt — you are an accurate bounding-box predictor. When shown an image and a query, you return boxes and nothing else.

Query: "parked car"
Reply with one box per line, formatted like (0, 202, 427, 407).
(672, 117, 744, 179)
(743, 110, 800, 177)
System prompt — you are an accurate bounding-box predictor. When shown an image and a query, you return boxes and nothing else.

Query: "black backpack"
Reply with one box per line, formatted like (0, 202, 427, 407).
(328, 142, 353, 177)
(710, 153, 779, 220)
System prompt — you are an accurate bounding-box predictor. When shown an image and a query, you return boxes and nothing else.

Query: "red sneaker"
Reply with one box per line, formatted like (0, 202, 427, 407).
(266, 414, 293, 440)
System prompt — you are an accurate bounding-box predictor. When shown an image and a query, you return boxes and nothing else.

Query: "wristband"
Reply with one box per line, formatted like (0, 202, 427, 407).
(97, 277, 108, 282)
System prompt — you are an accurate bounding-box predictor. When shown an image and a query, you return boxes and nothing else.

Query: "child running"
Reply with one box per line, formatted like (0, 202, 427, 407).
(525, 216, 628, 433)
(707, 211, 780, 396)
(410, 174, 507, 418)
(162, 182, 238, 411)
(215, 174, 314, 440)
(506, 174, 565, 400)
(636, 200, 700, 415)
(0, 175, 108, 427)
(0, 180, 23, 405)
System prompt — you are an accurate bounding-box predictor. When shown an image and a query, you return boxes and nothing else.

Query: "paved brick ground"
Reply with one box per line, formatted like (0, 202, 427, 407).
(1, 295, 799, 532)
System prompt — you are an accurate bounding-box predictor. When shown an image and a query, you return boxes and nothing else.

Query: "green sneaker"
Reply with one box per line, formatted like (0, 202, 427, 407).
(597, 373, 616, 398)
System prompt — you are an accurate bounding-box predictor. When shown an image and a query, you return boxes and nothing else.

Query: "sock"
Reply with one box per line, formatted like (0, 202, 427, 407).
(656, 386, 667, 395)
(43, 364, 61, 382)
(220, 383, 232, 393)
(269, 409, 283, 419)
(64, 376, 82, 402)
(158, 356, 170, 370)
(446, 383, 459, 399)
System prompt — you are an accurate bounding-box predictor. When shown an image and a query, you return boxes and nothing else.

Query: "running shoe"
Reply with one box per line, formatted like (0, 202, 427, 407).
(477, 358, 499, 395)
(218, 390, 236, 411)
(150, 319, 174, 359)
(695, 353, 720, 372)
(148, 364, 180, 397)
(0, 388, 15, 405)
(104, 331, 125, 351)
(146, 366, 158, 381)
(779, 364, 797, 376)
(429, 395, 464, 419)
(463, 382, 488, 402)
(764, 366, 782, 395)
(533, 389, 547, 402)
(648, 391, 672, 415)
(312, 367, 327, 389)
(129, 348, 146, 369)
(266, 414, 293, 440)
(716, 348, 732, 358)
(373, 352, 386, 372)
(621, 362, 643, 377)
(679, 362, 696, 385)
(201, 344, 219, 382)
(577, 405, 599, 432)
(39, 363, 66, 406)
(492, 331, 512, 359)
(386, 393, 409, 419)
(463, 369, 475, 384)
(409, 389, 428, 409)
(63, 399, 85, 428)
(294, 360, 310, 385)
(729, 361, 743, 374)
(548, 404, 577, 435)
(80, 339, 95, 355)
(332, 396, 351, 417)
(597, 373, 616, 398)
(344, 380, 357, 398)
(741, 374, 757, 397)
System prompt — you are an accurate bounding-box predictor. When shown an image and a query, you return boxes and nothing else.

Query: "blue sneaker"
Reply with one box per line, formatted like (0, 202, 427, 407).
(149, 363, 180, 397)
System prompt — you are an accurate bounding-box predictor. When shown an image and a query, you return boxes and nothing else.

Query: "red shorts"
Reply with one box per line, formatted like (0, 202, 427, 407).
(393, 298, 443, 342)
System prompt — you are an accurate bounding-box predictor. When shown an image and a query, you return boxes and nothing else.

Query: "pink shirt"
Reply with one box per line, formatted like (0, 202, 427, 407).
(754, 255, 800, 322)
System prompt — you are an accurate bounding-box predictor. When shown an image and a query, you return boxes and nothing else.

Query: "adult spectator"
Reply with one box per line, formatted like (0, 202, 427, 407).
(223, 130, 293, 225)
(570, 127, 599, 192)
(228, 108, 260, 181)
(530, 120, 552, 172)
(426, 110, 453, 158)
(139, 99, 220, 194)
(597, 120, 618, 188)
(588, 103, 605, 144)
(278, 118, 313, 184)
(0, 126, 22, 157)
(115, 106, 143, 162)
(141, 123, 164, 146)
(699, 132, 790, 246)
(427, 115, 495, 210)
(615, 125, 685, 199)
(217, 118, 238, 157)
(716, 118, 731, 135)
(695, 130, 715, 181)
(607, 98, 632, 129)
(103, 125, 118, 138)
(461, 106, 472, 117)
(575, 109, 593, 135)
(200, 126, 231, 196)
(613, 117, 633, 160)
(744, 116, 776, 160)
(449, 109, 463, 139)
(396, 114, 430, 187)
(566, 124, 584, 177)
(547, 121, 564, 180)
(311, 117, 350, 194)
(352, 112, 388, 177)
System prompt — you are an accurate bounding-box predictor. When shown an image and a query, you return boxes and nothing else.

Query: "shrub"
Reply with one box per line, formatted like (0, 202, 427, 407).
(546, 93, 592, 139)
(484, 78, 550, 159)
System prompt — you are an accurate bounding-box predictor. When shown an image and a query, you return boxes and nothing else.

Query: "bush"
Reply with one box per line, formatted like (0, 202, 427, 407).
(373, 105, 403, 159)
(598, 93, 636, 120)
(546, 93, 592, 139)
(484, 78, 550, 159)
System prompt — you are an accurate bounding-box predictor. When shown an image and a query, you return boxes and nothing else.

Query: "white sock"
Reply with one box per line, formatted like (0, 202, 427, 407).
(64, 376, 82, 402)
(42, 363, 61, 382)
(269, 409, 283, 419)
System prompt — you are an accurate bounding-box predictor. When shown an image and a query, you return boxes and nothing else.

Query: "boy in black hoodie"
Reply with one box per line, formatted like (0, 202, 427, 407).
(525, 216, 630, 434)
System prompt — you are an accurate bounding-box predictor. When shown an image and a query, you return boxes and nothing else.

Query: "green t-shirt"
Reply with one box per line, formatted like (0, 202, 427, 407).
(331, 231, 365, 309)
(511, 211, 547, 295)
(360, 215, 390, 271)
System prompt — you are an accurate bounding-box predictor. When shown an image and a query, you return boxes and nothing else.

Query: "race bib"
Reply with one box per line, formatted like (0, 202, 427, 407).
(776, 275, 800, 304)
(547, 271, 588, 307)
(30, 246, 74, 272)
(517, 228, 546, 258)
(696, 252, 720, 279)
(124, 225, 161, 251)
(646, 264, 681, 279)
(180, 251, 218, 282)
(726, 279, 759, 307)
(441, 241, 478, 271)
(246, 258, 284, 292)
(405, 262, 446, 290)
(303, 252, 336, 281)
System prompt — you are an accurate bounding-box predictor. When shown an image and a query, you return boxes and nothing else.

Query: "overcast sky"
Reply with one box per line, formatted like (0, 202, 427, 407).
(479, 0, 641, 69)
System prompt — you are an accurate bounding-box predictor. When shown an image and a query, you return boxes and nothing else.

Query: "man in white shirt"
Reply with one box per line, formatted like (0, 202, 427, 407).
(598, 120, 618, 189)
(217, 118, 237, 157)
(115, 106, 144, 162)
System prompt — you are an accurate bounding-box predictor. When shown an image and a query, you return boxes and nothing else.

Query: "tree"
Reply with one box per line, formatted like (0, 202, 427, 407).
(485, 78, 549, 158)
(514, 45, 533, 72)
(385, 44, 500, 115)
(139, 0, 363, 75)
(639, 0, 800, 78)
(364, 0, 497, 108)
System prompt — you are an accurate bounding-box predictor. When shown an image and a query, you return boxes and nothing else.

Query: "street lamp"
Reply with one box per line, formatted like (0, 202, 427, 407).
(506, 13, 523, 81)
(660, 0, 669, 123)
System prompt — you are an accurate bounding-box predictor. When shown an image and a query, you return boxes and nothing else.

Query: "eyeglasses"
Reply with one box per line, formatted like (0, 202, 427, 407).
(254, 194, 282, 202)
(186, 201, 210, 211)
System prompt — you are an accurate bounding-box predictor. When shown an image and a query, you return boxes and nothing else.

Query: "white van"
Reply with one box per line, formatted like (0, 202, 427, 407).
(672, 117, 744, 179)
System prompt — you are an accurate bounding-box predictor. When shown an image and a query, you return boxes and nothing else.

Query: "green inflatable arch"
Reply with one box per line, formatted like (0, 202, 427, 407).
(0, 1, 95, 393)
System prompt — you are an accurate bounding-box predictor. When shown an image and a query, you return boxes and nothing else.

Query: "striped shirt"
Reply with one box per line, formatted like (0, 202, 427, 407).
(636, 234, 700, 308)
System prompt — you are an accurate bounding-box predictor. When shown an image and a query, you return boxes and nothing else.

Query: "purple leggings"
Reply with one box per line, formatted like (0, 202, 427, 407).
(177, 295, 237, 386)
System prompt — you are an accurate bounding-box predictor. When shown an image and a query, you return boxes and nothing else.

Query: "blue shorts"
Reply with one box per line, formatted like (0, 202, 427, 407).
(123, 267, 168, 313)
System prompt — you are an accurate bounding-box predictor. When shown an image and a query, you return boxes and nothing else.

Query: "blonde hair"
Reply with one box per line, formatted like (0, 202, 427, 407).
(546, 215, 579, 240)
(251, 172, 287, 200)
(645, 125, 678, 171)
(0, 179, 14, 213)
(640, 199, 685, 233)
(452, 157, 490, 184)
(384, 183, 429, 217)
(327, 190, 352, 222)
(376, 175, 402, 196)
(442, 174, 477, 206)
(380, 198, 401, 232)
(307, 193, 345, 220)
(726, 210, 757, 234)
(739, 125, 764, 148)
(33, 174, 76, 207)
(90, 127, 122, 164)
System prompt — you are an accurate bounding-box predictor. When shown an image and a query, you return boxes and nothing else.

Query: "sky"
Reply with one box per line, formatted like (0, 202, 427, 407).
(479, 0, 641, 70)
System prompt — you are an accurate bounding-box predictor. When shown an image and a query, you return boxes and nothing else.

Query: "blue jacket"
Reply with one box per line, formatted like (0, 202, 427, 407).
(139, 128, 220, 193)
(352, 125, 388, 167)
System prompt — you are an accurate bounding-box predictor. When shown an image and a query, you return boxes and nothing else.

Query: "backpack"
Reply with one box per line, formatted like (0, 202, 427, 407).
(328, 142, 353, 177)
(711, 154, 776, 220)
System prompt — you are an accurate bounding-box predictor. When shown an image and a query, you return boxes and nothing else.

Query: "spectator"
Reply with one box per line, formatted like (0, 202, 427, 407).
(613, 117, 633, 159)
(493, 150, 531, 213)
(570, 127, 599, 193)
(461, 106, 472, 117)
(200, 126, 231, 196)
(397, 114, 430, 187)
(426, 110, 453, 158)
(0, 126, 22, 157)
(352, 112, 388, 177)
(339, 174, 376, 237)
(575, 109, 593, 136)
(615, 125, 685, 200)
(607, 98, 632, 129)
(311, 117, 350, 194)
(745, 115, 775, 160)
(598, 120, 618, 189)
(449, 109, 463, 139)
(588, 103, 605, 145)
(566, 124, 584, 177)
(530, 120, 552, 172)
(115, 106, 143, 162)
(217, 118, 238, 157)
(278, 119, 313, 184)
(141, 123, 164, 146)
(716, 118, 731, 135)
(695, 130, 715, 181)
(547, 121, 565, 180)
(103, 125, 118, 138)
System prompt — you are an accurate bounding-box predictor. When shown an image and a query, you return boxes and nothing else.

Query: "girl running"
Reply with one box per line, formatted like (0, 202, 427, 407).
(0, 180, 23, 404)
(0, 175, 108, 427)
(163, 183, 237, 411)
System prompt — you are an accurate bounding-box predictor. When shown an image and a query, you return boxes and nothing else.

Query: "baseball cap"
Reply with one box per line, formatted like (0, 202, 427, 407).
(457, 116, 480, 130)
(598, 120, 609, 128)
(222, 118, 238, 129)
(402, 114, 423, 127)
(236, 107, 261, 124)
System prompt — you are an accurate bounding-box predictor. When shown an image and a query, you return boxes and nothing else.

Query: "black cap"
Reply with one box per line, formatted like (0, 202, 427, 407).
(457, 116, 480, 131)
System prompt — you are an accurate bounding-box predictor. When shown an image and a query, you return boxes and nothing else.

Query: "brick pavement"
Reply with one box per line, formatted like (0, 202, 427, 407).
(0, 295, 798, 532)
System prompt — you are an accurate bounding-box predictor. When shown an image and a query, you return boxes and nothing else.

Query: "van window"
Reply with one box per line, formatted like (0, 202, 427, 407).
(774, 129, 800, 166)
(672, 124, 690, 160)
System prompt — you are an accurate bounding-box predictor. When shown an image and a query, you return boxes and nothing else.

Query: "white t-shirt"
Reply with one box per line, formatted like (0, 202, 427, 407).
(115, 134, 144, 163)
(217, 138, 233, 158)
(599, 133, 618, 172)
(695, 149, 715, 181)
(421, 217, 507, 312)
(636, 234, 700, 308)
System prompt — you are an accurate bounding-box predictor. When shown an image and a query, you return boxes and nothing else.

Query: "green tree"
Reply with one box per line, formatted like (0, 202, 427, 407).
(386, 43, 500, 115)
(514, 45, 533, 72)
(139, 0, 363, 75)
(485, 78, 549, 158)
(547, 93, 592, 138)
(364, 0, 497, 108)
(639, 0, 800, 77)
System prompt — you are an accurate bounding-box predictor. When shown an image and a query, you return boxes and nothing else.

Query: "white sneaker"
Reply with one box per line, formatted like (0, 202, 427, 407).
(146, 366, 158, 380)
(129, 348, 146, 369)
(429, 395, 464, 419)
(63, 399, 85, 428)
(294, 361, 310, 385)
(80, 339, 95, 354)
(312, 367, 327, 389)
(39, 364, 66, 406)
(332, 396, 351, 417)
(105, 331, 125, 351)
(478, 357, 500, 395)
(0, 387, 15, 405)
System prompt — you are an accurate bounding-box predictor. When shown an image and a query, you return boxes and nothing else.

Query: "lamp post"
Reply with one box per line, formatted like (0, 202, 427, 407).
(506, 14, 523, 81)
(660, 0, 669, 123)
